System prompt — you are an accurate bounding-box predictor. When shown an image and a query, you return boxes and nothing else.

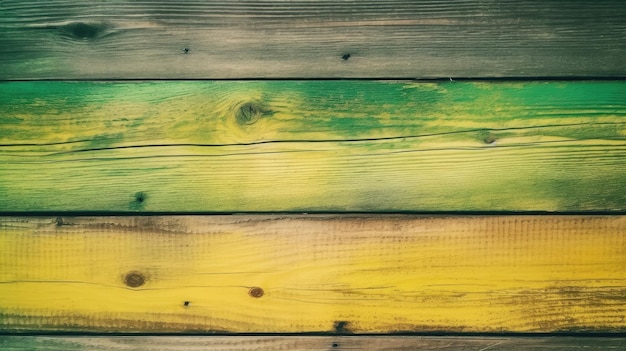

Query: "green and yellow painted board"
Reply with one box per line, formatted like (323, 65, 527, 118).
(1, 81, 625, 212)
(1, 215, 625, 333)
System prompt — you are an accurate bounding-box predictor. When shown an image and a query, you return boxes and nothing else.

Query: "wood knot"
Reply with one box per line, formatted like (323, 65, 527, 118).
(59, 22, 107, 40)
(130, 191, 147, 210)
(134, 191, 147, 203)
(483, 134, 497, 144)
(124, 271, 146, 288)
(248, 287, 264, 298)
(236, 102, 265, 125)
(477, 130, 497, 144)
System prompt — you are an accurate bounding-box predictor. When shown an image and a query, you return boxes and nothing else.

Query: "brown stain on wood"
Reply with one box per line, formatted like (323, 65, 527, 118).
(334, 321, 351, 334)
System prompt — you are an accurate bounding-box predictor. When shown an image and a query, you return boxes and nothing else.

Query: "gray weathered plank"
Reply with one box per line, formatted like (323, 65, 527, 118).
(1, 336, 625, 350)
(1, 0, 625, 79)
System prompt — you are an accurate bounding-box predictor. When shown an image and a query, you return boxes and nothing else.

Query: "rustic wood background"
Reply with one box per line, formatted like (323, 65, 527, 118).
(1, 0, 625, 349)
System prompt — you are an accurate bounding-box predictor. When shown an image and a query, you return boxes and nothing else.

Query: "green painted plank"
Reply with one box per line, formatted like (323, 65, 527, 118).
(1, 0, 625, 79)
(1, 336, 625, 350)
(1, 81, 625, 212)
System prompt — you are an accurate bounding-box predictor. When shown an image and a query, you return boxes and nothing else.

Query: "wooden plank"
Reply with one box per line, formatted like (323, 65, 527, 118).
(1, 0, 625, 79)
(1, 81, 626, 212)
(1, 336, 626, 350)
(1, 215, 625, 333)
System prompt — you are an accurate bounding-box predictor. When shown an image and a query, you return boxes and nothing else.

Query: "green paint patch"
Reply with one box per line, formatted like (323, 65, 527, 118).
(0, 116, 24, 124)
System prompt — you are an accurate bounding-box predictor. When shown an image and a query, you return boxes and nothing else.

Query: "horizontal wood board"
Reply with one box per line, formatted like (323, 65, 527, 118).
(1, 0, 626, 79)
(1, 81, 626, 212)
(1, 336, 626, 350)
(1, 215, 625, 333)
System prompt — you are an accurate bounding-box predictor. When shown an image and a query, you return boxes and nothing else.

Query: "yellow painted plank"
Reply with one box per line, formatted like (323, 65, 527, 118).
(1, 0, 626, 79)
(1, 215, 625, 333)
(2, 336, 626, 350)
(1, 81, 626, 212)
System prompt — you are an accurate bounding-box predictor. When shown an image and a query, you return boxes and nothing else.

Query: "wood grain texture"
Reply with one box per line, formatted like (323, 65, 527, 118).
(1, 336, 626, 350)
(1, 215, 625, 333)
(1, 0, 625, 79)
(1, 81, 626, 212)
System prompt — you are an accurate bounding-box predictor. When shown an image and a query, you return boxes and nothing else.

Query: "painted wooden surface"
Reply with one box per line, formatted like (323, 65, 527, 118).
(1, 0, 626, 79)
(1, 215, 625, 333)
(1, 336, 626, 350)
(1, 81, 626, 212)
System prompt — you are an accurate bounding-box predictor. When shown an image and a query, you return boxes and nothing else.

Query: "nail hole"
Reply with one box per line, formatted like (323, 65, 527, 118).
(249, 287, 264, 298)
(341, 53, 351, 61)
(182, 48, 189, 54)
(183, 301, 190, 306)
(332, 343, 339, 348)
(124, 271, 146, 288)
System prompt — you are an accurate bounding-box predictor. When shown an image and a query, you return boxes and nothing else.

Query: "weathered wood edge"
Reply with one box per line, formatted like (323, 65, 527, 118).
(1, 335, 625, 350)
